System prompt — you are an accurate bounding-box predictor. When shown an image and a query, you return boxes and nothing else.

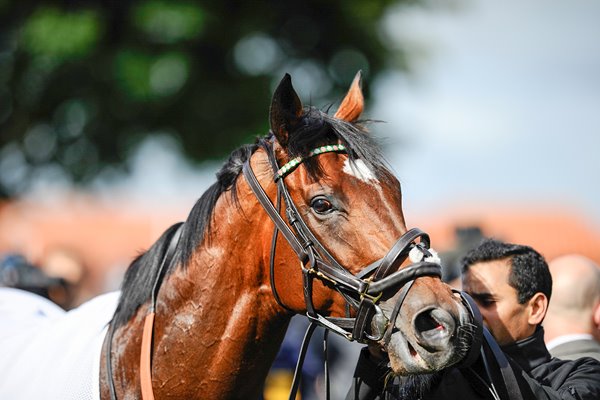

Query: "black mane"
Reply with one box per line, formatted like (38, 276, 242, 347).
(111, 107, 391, 328)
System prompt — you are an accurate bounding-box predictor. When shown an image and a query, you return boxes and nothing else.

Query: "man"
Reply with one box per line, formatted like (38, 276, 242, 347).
(544, 254, 600, 361)
(347, 239, 600, 399)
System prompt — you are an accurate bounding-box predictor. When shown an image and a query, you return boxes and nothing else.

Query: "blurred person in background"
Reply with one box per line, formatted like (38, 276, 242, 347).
(0, 253, 66, 305)
(0, 250, 85, 310)
(39, 247, 87, 309)
(544, 254, 600, 361)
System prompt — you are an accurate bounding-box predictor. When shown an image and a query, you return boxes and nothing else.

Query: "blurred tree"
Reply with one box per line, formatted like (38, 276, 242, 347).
(0, 0, 417, 198)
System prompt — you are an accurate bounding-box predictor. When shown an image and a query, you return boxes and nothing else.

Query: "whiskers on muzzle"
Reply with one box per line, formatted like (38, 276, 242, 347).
(453, 321, 481, 366)
(383, 371, 443, 400)
(380, 321, 478, 398)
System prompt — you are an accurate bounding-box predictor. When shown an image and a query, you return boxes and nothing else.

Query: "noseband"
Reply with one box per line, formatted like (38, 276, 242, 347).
(242, 140, 442, 343)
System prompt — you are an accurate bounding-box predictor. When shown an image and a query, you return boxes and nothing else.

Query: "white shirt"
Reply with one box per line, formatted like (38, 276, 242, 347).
(546, 333, 595, 351)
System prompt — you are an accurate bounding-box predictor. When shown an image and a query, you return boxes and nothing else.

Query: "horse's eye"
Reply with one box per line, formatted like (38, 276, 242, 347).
(310, 197, 334, 214)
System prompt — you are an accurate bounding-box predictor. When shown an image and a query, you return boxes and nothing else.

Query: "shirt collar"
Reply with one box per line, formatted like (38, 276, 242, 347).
(500, 326, 551, 371)
(546, 333, 595, 351)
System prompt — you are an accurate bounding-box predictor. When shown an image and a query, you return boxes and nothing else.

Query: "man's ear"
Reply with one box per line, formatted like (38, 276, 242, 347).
(593, 301, 600, 330)
(528, 293, 549, 326)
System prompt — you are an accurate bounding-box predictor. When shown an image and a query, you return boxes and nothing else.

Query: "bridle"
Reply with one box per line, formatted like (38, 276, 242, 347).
(243, 139, 449, 400)
(242, 139, 443, 344)
(105, 138, 445, 400)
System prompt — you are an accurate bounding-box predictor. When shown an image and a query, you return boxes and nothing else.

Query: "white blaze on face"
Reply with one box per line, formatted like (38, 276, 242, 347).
(343, 159, 378, 184)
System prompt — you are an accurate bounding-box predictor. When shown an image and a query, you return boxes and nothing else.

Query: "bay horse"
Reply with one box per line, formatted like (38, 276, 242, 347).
(0, 73, 476, 400)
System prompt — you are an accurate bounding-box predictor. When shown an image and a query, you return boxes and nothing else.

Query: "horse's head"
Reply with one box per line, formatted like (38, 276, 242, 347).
(243, 73, 477, 376)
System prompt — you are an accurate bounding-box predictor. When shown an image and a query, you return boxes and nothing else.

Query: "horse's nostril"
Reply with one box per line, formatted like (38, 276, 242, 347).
(412, 308, 456, 351)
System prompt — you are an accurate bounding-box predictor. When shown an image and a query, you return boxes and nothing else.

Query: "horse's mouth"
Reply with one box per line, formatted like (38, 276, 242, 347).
(386, 330, 437, 374)
(383, 307, 471, 375)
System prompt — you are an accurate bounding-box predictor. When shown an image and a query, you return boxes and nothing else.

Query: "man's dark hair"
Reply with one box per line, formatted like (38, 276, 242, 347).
(461, 238, 552, 304)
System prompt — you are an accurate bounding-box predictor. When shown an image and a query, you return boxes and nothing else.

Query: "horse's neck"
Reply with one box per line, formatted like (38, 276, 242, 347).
(151, 186, 291, 398)
(148, 275, 289, 397)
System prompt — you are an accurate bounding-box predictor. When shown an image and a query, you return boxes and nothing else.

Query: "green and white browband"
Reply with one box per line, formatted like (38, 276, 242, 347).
(275, 144, 347, 180)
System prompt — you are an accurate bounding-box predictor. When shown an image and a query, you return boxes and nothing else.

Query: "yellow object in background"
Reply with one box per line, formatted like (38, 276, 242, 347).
(264, 370, 300, 400)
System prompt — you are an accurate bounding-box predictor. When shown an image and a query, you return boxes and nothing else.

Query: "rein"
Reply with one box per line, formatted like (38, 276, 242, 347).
(243, 141, 443, 399)
(243, 140, 442, 343)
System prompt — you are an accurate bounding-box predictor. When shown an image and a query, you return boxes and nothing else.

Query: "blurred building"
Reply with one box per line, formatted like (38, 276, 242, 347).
(1, 195, 599, 305)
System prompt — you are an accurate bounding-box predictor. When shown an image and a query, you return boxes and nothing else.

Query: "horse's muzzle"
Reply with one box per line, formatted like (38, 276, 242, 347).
(376, 290, 483, 375)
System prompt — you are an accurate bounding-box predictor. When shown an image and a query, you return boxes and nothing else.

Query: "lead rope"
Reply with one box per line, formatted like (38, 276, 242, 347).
(105, 223, 183, 400)
(140, 223, 183, 400)
(459, 291, 522, 400)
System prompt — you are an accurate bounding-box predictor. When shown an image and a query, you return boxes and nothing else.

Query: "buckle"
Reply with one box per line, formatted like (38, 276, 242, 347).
(364, 305, 389, 341)
(359, 280, 383, 303)
(307, 268, 338, 286)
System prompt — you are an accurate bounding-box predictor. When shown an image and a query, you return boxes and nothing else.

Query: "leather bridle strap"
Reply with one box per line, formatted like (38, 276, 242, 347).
(481, 329, 524, 400)
(382, 280, 416, 346)
(140, 223, 183, 400)
(454, 291, 483, 368)
(242, 162, 308, 263)
(245, 153, 438, 299)
(372, 230, 430, 280)
(268, 184, 295, 313)
(288, 322, 318, 400)
(350, 229, 432, 341)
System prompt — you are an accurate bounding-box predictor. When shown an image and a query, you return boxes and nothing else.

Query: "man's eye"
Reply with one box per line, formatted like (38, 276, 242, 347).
(478, 298, 494, 307)
(310, 197, 334, 214)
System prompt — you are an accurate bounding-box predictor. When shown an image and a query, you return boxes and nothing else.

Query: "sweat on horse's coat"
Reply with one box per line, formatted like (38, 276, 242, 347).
(0, 288, 119, 400)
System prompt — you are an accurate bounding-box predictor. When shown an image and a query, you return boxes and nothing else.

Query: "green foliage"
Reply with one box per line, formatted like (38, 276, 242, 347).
(113, 50, 189, 100)
(0, 0, 416, 198)
(21, 7, 101, 62)
(133, 0, 205, 43)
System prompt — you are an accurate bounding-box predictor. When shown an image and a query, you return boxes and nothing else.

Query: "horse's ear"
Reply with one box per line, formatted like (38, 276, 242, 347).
(269, 74, 303, 147)
(334, 71, 364, 122)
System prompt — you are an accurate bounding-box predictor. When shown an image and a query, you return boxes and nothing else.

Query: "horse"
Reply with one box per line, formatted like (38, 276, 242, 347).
(0, 72, 476, 400)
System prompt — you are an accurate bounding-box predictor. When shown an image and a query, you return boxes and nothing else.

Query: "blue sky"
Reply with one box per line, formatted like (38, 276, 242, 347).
(371, 0, 600, 225)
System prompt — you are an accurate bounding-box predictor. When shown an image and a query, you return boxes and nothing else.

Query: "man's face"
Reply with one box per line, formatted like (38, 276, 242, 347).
(462, 259, 534, 346)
